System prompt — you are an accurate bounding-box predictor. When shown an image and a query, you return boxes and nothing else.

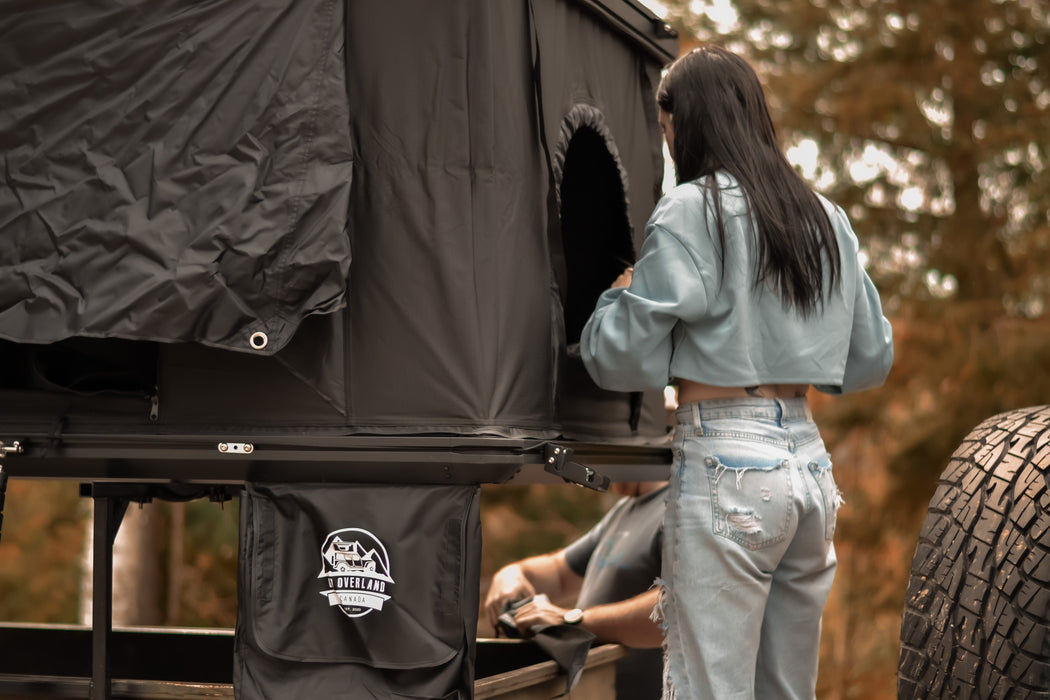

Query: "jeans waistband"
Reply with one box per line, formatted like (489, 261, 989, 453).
(675, 396, 813, 426)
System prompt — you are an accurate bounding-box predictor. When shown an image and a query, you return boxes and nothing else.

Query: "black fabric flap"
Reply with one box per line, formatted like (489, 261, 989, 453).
(0, 0, 352, 354)
(241, 483, 478, 669)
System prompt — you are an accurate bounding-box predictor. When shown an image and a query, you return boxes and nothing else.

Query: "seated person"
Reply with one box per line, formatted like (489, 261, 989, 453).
(484, 481, 667, 700)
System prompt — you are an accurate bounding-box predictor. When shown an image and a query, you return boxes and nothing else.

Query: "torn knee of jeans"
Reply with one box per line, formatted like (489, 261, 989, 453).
(653, 578, 678, 700)
(726, 509, 763, 534)
(651, 577, 670, 631)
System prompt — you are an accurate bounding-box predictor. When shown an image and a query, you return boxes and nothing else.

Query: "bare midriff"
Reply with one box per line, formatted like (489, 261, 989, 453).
(676, 378, 810, 403)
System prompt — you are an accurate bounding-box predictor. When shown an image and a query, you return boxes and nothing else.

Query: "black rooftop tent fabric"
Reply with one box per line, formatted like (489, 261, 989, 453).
(341, 0, 552, 435)
(0, 0, 353, 355)
(529, 0, 670, 440)
(0, 0, 676, 443)
(339, 0, 669, 439)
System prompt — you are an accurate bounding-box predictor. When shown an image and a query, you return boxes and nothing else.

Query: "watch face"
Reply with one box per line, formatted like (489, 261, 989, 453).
(563, 608, 584, 625)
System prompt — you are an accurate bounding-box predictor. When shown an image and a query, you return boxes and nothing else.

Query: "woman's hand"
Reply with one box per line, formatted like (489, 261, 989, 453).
(611, 266, 633, 289)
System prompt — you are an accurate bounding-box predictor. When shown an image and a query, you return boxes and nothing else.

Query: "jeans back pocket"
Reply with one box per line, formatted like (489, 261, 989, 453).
(704, 453, 792, 551)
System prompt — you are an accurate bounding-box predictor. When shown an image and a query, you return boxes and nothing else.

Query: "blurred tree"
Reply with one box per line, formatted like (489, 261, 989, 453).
(650, 1, 1050, 697)
(0, 480, 83, 623)
(79, 502, 163, 627)
(480, 484, 613, 577)
(664, 0, 1049, 309)
(174, 498, 239, 627)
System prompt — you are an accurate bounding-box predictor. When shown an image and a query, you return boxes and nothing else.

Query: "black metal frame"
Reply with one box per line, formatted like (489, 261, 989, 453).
(1, 434, 669, 485)
(0, 622, 560, 697)
(573, 0, 679, 63)
(80, 483, 240, 699)
(0, 436, 670, 698)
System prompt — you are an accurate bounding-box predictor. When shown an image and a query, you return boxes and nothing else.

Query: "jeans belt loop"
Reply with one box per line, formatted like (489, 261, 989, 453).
(774, 397, 786, 424)
(691, 401, 703, 436)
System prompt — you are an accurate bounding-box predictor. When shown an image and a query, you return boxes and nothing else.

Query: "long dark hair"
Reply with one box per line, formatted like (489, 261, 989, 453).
(656, 45, 840, 315)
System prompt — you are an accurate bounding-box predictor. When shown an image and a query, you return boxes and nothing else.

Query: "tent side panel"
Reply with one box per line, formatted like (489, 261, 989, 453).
(344, 1, 555, 436)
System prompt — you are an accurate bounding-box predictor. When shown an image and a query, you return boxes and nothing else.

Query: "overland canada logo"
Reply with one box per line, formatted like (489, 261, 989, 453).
(318, 527, 395, 618)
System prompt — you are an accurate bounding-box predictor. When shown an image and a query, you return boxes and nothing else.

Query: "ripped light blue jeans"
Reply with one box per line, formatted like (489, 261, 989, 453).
(658, 397, 840, 700)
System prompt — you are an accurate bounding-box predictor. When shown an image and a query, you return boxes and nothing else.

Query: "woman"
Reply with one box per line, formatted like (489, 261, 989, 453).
(580, 45, 893, 699)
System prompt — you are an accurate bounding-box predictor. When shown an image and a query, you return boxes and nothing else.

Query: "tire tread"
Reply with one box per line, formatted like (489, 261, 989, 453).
(898, 405, 1050, 699)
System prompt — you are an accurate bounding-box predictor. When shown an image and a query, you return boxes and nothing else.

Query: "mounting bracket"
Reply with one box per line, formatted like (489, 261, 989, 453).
(543, 443, 610, 492)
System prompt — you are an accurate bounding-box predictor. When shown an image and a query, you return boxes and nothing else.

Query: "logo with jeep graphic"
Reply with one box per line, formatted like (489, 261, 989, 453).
(318, 528, 394, 618)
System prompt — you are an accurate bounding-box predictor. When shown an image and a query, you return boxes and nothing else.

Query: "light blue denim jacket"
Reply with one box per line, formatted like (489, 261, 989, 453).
(581, 173, 894, 395)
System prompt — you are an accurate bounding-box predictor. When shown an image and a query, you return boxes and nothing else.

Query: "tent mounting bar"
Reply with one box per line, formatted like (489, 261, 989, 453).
(0, 434, 670, 485)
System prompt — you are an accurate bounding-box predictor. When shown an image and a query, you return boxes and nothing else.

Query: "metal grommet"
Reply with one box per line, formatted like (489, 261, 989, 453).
(249, 332, 268, 350)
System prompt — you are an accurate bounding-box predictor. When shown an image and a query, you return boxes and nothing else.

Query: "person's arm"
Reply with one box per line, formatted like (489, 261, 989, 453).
(580, 197, 710, 393)
(841, 266, 894, 392)
(484, 550, 583, 632)
(816, 205, 894, 394)
(509, 588, 663, 649)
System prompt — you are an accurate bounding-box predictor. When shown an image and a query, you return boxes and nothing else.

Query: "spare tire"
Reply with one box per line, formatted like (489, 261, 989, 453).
(898, 405, 1050, 699)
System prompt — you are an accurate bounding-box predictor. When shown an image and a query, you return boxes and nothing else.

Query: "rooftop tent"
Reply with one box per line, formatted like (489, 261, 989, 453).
(0, 0, 678, 443)
(0, 2, 679, 696)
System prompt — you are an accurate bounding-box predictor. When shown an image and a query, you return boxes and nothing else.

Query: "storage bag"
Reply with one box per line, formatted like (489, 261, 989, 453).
(235, 483, 481, 699)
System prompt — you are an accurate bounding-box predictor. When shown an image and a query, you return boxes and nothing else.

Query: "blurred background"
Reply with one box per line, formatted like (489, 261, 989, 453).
(1, 2, 1047, 699)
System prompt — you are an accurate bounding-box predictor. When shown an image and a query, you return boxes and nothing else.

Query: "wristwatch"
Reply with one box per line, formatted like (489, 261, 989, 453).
(563, 608, 584, 625)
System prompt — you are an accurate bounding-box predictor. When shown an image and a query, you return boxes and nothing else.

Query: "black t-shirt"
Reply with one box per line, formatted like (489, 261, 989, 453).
(563, 486, 667, 700)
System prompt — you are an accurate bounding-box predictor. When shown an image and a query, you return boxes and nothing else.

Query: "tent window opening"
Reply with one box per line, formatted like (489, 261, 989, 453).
(558, 125, 634, 346)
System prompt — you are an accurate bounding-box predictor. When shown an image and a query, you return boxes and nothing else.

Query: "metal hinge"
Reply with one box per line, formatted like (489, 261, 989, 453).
(543, 443, 609, 492)
(0, 440, 22, 459)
